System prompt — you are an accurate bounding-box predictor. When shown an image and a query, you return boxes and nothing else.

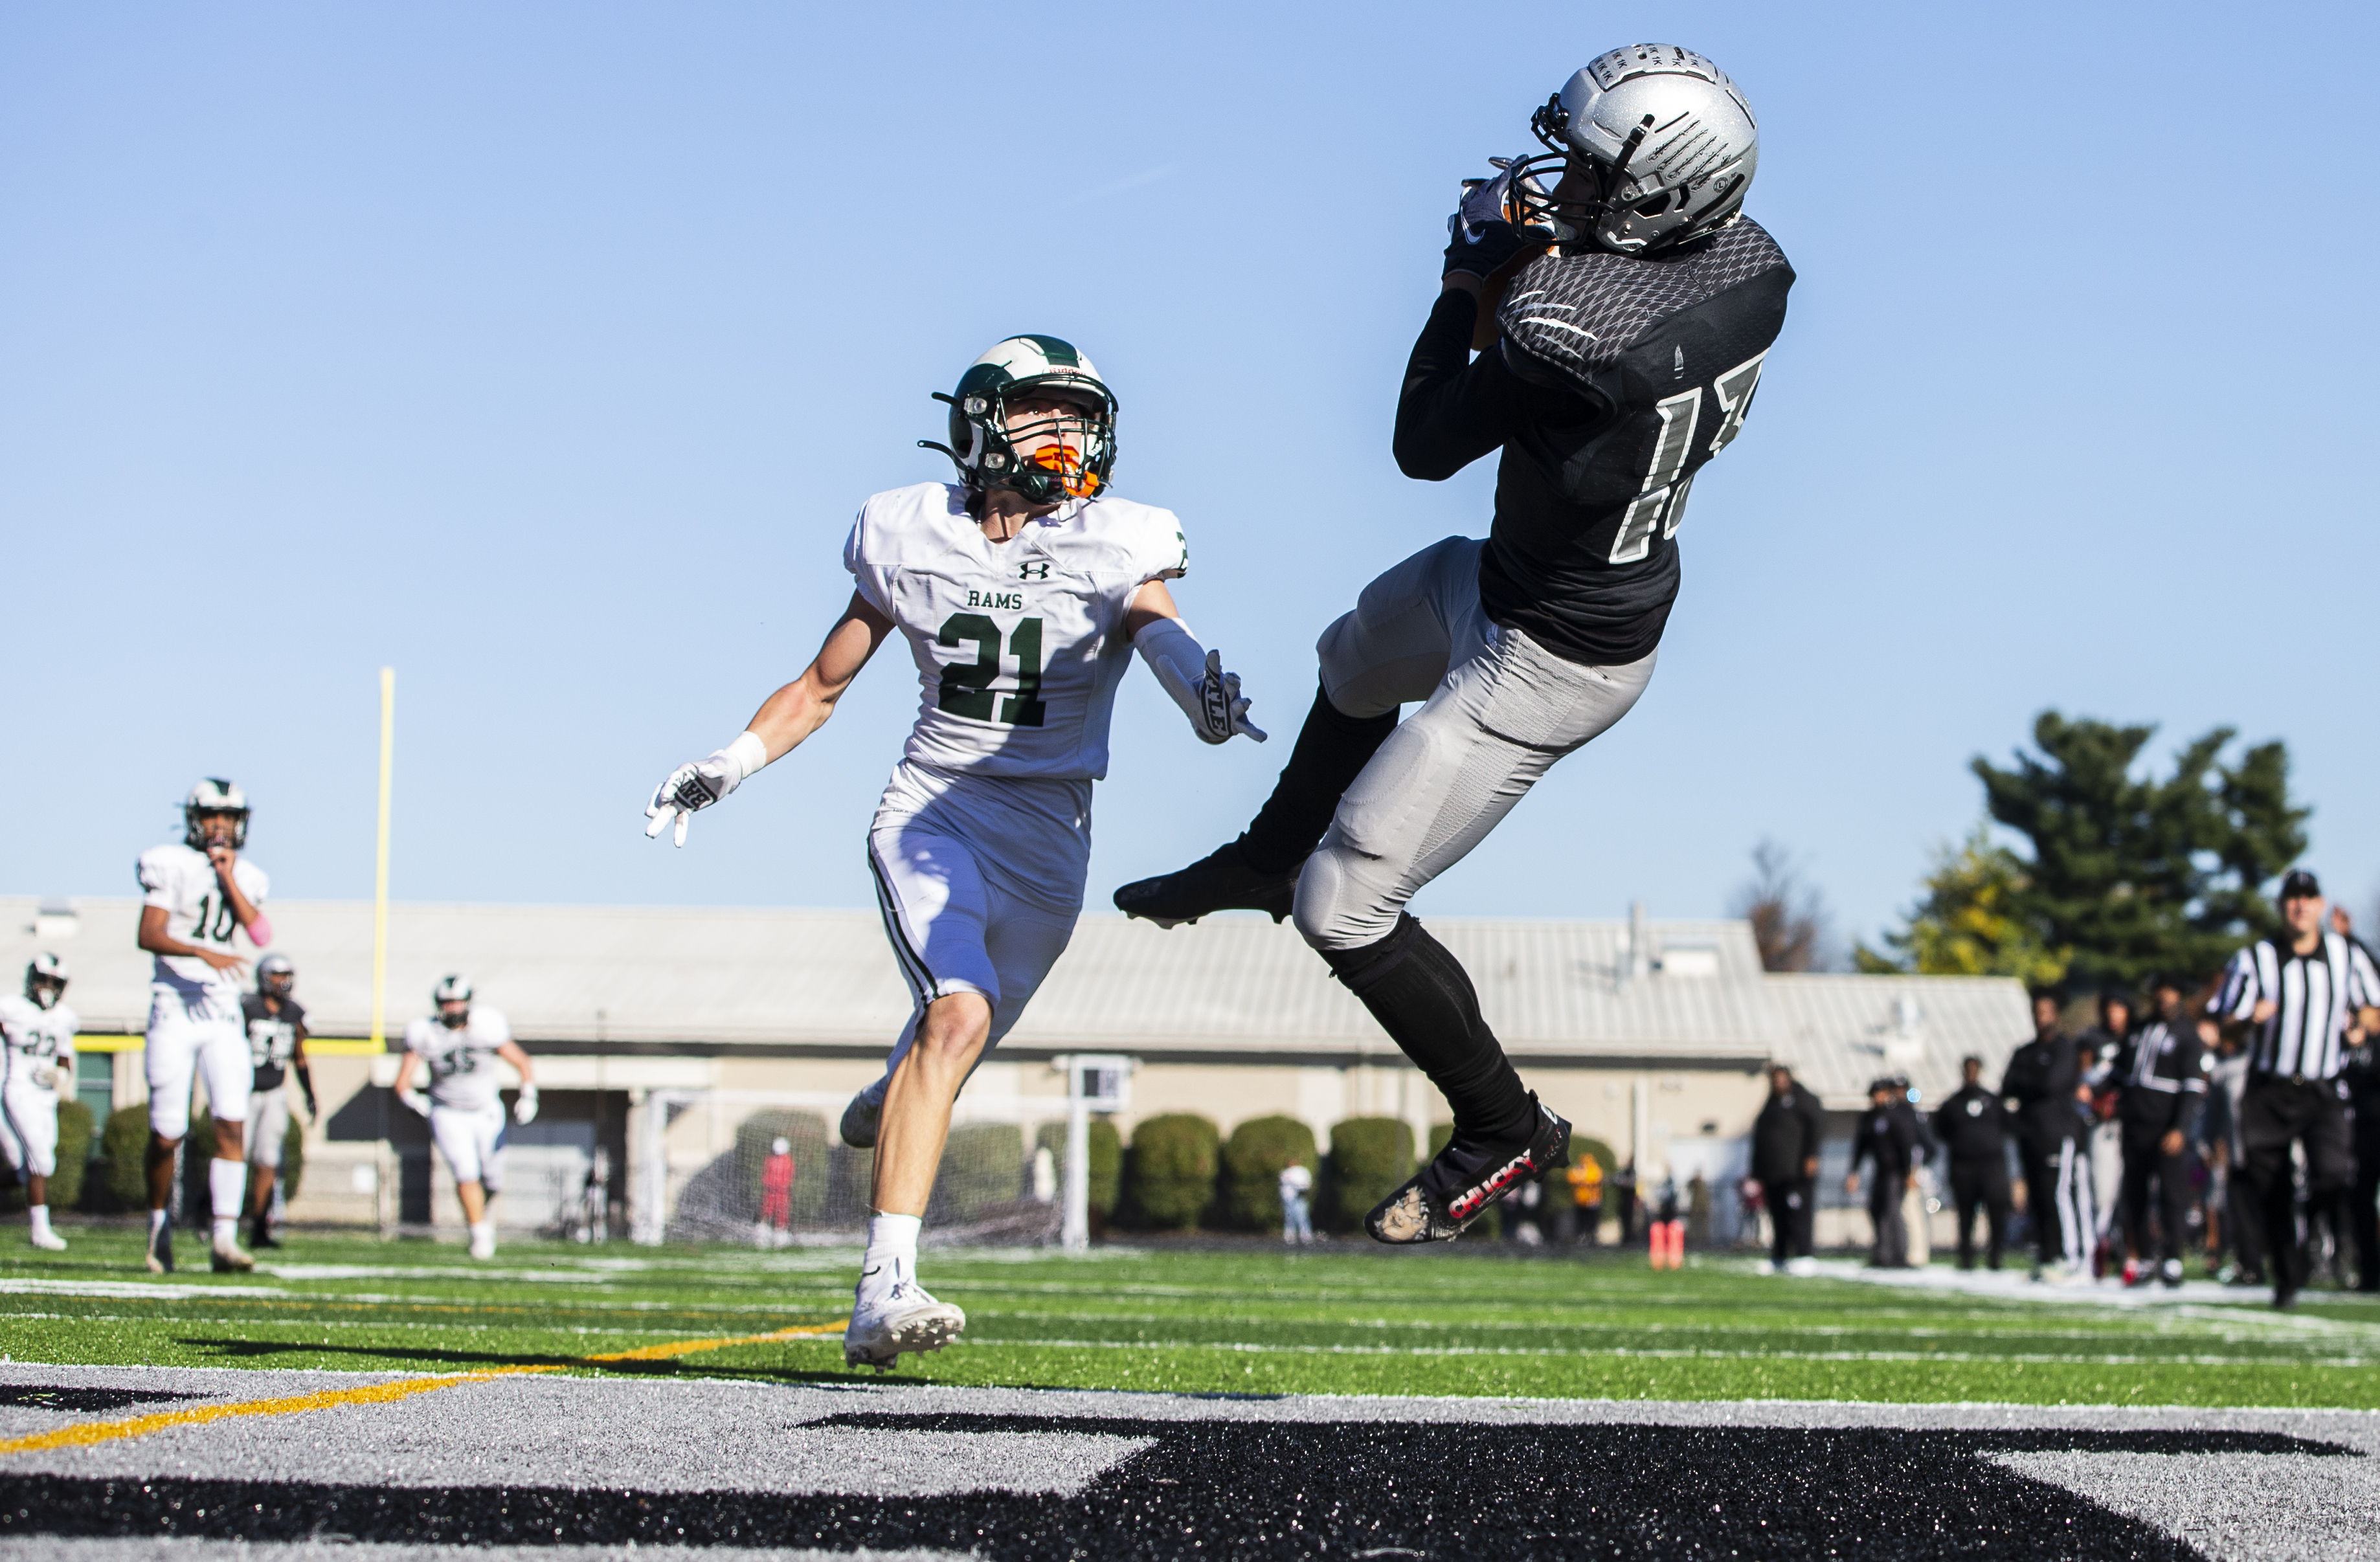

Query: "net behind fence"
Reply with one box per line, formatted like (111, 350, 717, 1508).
(642, 1091, 1079, 1248)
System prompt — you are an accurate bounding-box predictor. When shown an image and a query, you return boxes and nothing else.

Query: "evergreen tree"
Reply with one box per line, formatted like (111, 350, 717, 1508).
(1968, 711, 2306, 987)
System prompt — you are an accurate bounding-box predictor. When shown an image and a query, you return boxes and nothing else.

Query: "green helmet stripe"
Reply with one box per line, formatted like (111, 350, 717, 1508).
(1020, 334, 1081, 367)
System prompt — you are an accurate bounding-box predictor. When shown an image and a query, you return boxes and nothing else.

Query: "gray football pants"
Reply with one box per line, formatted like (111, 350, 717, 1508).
(1292, 537, 1656, 952)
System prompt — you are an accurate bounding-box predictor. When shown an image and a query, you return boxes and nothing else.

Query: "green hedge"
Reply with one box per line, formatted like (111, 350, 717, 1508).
(1221, 1115, 1318, 1231)
(1327, 1117, 1412, 1231)
(51, 1100, 93, 1211)
(101, 1106, 150, 1209)
(1127, 1113, 1219, 1229)
(1033, 1118, 1123, 1220)
(932, 1122, 1026, 1222)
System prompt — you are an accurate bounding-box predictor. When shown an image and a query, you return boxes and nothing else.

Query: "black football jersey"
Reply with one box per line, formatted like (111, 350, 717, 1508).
(1394, 218, 1792, 665)
(241, 993, 306, 1091)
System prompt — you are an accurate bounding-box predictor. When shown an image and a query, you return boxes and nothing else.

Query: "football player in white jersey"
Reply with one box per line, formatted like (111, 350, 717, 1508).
(0, 955, 78, 1251)
(394, 975, 538, 1260)
(642, 335, 1263, 1371)
(136, 779, 275, 1273)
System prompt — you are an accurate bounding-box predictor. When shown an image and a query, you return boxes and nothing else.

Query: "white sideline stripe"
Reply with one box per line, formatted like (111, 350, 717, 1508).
(2, 1543, 974, 1562)
(959, 1335, 2380, 1367)
(1989, 1449, 2380, 1562)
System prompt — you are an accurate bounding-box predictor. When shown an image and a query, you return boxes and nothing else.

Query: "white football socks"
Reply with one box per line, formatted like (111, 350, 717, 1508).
(210, 1159, 249, 1248)
(28, 1206, 50, 1241)
(860, 1213, 921, 1300)
(149, 1208, 170, 1237)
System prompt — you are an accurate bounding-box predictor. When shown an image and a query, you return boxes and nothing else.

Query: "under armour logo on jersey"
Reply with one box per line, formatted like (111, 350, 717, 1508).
(1672, 345, 1686, 379)
(1018, 561, 1050, 581)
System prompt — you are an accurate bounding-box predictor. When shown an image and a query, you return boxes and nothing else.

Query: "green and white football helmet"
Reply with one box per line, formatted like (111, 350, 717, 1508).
(921, 335, 1117, 504)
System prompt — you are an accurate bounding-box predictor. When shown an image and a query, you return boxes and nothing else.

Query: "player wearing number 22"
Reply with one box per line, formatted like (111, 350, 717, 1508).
(1117, 44, 1793, 1244)
(642, 335, 1264, 1370)
(135, 779, 278, 1274)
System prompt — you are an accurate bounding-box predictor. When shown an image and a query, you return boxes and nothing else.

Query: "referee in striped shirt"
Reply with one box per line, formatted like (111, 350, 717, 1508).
(2212, 869, 2380, 1307)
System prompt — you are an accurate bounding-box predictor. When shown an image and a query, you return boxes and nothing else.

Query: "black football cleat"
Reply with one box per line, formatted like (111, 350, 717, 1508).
(1366, 1097, 1570, 1245)
(1113, 840, 1300, 928)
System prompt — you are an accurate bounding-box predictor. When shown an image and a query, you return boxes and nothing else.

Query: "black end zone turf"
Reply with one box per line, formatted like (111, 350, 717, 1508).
(0, 1386, 210, 1413)
(0, 1416, 2352, 1559)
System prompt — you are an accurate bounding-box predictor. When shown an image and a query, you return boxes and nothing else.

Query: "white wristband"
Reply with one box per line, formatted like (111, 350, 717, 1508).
(724, 730, 769, 783)
(1132, 617, 1209, 722)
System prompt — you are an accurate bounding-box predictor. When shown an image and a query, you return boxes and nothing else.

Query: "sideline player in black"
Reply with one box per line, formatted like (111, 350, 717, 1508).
(1845, 1078, 1917, 1268)
(1112, 44, 1792, 1244)
(239, 954, 316, 1251)
(2211, 869, 2380, 1308)
(1749, 1064, 1824, 1275)
(2004, 992, 2091, 1282)
(2113, 975, 2208, 1288)
(1933, 1055, 2012, 1271)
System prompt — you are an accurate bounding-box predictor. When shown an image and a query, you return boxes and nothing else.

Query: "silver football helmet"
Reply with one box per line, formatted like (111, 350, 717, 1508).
(1512, 44, 1758, 256)
(257, 952, 297, 999)
(433, 973, 472, 1026)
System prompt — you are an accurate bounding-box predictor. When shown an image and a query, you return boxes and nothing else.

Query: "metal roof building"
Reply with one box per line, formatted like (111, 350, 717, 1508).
(1, 897, 2028, 1109)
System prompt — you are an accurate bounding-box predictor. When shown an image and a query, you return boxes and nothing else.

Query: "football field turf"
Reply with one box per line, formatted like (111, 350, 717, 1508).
(1, 1229, 2377, 1409)
(4, 1234, 2380, 1559)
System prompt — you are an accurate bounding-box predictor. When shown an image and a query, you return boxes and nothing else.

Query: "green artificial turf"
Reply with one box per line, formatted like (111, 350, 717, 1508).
(2, 1228, 2375, 1409)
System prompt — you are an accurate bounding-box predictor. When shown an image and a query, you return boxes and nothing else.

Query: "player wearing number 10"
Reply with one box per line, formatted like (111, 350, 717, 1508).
(641, 335, 1264, 1370)
(135, 778, 277, 1274)
(1116, 45, 1793, 1245)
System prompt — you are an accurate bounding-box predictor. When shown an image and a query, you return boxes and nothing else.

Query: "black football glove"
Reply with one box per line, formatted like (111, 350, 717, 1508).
(1443, 164, 1525, 280)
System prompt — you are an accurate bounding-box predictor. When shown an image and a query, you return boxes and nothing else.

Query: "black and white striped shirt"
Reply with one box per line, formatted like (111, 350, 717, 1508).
(2212, 933, 2380, 1080)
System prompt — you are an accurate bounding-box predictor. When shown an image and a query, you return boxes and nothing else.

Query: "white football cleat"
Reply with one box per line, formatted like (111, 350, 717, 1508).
(844, 1279, 966, 1372)
(210, 1234, 256, 1273)
(469, 1223, 497, 1260)
(838, 1080, 888, 1150)
(29, 1231, 66, 1252)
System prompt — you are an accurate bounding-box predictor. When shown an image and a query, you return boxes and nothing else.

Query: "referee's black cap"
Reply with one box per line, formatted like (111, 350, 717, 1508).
(2278, 868, 2322, 902)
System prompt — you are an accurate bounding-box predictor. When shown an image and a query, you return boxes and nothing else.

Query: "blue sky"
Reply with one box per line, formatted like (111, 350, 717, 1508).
(5, 2, 2375, 951)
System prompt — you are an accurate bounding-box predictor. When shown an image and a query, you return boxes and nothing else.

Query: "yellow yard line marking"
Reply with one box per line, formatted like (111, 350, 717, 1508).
(0, 1365, 561, 1456)
(0, 1319, 849, 1457)
(582, 1321, 848, 1361)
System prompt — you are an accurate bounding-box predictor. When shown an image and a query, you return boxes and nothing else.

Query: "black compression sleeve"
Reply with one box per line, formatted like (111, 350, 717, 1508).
(1392, 289, 1513, 480)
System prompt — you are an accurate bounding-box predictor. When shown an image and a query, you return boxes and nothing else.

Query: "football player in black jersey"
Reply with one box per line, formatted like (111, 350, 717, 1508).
(1116, 44, 1792, 1243)
(239, 954, 316, 1250)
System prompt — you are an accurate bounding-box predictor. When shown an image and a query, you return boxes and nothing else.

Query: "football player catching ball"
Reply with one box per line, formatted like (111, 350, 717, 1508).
(642, 336, 1263, 1370)
(1116, 45, 1794, 1245)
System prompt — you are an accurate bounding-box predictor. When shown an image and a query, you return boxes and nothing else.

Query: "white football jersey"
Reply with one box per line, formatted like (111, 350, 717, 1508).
(0, 997, 77, 1092)
(845, 482, 1189, 781)
(137, 843, 270, 1011)
(404, 1009, 513, 1112)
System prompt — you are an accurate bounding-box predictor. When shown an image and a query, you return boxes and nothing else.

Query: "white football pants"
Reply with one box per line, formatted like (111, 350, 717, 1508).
(247, 1086, 290, 1171)
(866, 764, 1081, 1089)
(145, 989, 251, 1140)
(1295, 536, 1657, 951)
(0, 1080, 60, 1179)
(431, 1102, 509, 1191)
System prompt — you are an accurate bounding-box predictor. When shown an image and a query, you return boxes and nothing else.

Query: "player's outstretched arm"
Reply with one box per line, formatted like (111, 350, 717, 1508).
(497, 1040, 538, 1124)
(390, 1052, 431, 1119)
(642, 592, 895, 847)
(1125, 581, 1266, 746)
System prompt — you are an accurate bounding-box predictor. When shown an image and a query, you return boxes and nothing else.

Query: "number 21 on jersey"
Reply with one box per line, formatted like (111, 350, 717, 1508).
(937, 614, 1046, 728)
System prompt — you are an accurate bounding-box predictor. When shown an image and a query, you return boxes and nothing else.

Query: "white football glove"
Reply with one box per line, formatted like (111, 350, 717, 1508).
(398, 1087, 431, 1119)
(1133, 619, 1267, 746)
(514, 1084, 539, 1126)
(644, 731, 769, 848)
